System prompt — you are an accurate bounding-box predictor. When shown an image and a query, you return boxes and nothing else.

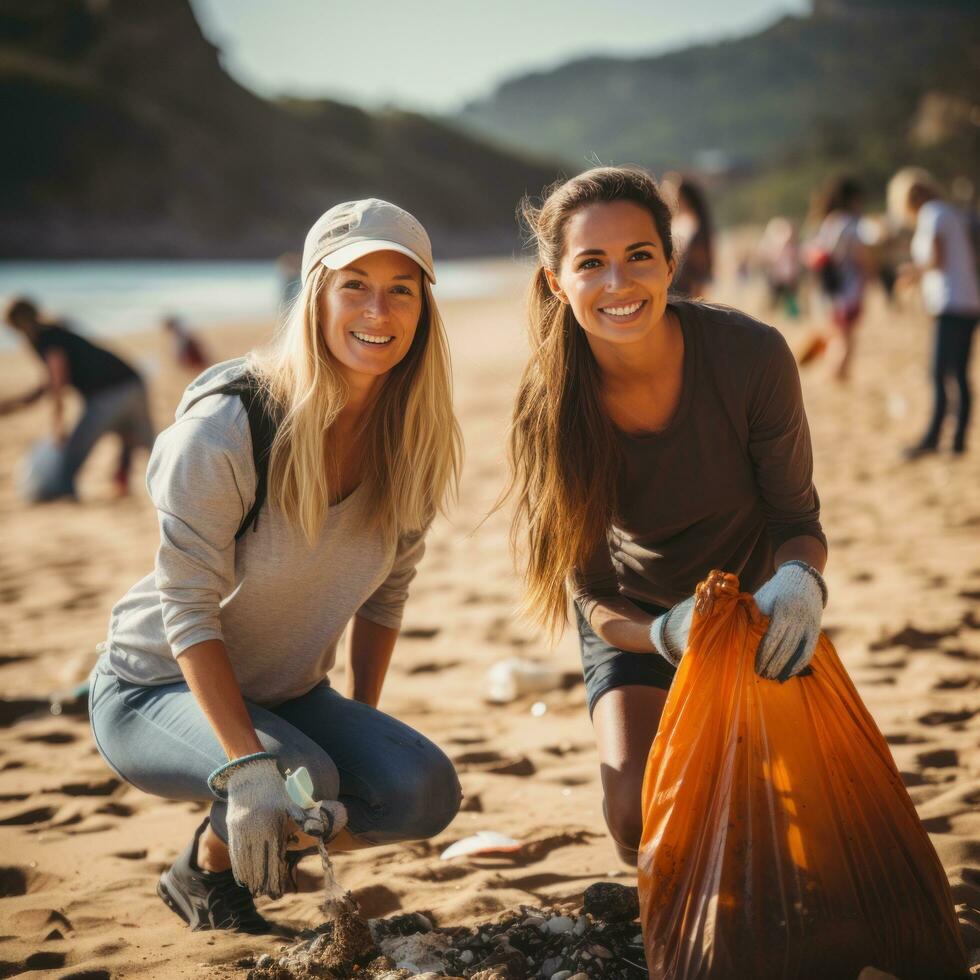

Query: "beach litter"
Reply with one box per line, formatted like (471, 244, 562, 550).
(484, 658, 562, 705)
(439, 832, 523, 861)
(241, 882, 646, 979)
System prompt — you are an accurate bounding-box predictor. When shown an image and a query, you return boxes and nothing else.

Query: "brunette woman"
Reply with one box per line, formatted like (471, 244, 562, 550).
(507, 167, 827, 863)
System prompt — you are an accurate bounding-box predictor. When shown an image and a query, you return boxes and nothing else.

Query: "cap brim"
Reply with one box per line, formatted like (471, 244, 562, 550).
(320, 240, 435, 284)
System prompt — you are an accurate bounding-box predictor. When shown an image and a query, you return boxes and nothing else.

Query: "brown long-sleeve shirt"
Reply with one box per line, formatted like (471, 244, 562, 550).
(572, 300, 826, 623)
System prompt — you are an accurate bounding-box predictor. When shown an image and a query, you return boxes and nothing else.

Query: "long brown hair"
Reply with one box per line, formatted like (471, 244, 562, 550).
(507, 166, 674, 633)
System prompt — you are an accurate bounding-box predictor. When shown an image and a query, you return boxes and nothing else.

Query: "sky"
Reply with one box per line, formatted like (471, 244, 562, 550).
(189, 0, 810, 114)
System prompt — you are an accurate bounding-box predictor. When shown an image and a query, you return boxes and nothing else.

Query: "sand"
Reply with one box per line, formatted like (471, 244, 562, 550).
(0, 250, 977, 979)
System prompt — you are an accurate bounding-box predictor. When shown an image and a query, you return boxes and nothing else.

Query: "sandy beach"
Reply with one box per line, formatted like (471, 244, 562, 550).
(0, 250, 977, 979)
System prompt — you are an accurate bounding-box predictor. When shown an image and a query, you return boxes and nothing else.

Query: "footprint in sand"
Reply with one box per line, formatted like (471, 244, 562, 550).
(401, 627, 441, 640)
(452, 751, 536, 777)
(918, 708, 976, 726)
(10, 908, 72, 941)
(0, 805, 57, 826)
(0, 865, 58, 898)
(0, 698, 51, 727)
(932, 675, 979, 691)
(56, 777, 121, 797)
(917, 748, 959, 768)
(406, 660, 461, 675)
(21, 731, 77, 745)
(942, 647, 980, 662)
(884, 732, 928, 745)
(869, 624, 960, 651)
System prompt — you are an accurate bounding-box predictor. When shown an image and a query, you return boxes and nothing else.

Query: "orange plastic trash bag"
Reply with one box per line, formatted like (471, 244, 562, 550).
(637, 571, 967, 980)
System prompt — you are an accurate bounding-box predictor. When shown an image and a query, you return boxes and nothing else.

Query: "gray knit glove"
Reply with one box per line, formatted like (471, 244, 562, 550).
(648, 595, 695, 667)
(208, 753, 346, 898)
(753, 561, 828, 681)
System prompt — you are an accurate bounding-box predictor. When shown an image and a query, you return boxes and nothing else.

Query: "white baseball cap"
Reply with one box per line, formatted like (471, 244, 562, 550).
(301, 198, 435, 286)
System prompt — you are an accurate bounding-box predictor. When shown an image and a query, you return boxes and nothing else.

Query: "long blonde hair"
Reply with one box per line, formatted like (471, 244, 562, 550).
(249, 264, 461, 543)
(507, 166, 674, 633)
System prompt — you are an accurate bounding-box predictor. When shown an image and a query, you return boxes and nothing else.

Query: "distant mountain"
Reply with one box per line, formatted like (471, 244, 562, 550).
(456, 0, 979, 221)
(0, 0, 560, 259)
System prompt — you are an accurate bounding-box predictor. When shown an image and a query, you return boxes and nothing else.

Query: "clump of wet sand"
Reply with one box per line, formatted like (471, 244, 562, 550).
(243, 883, 645, 980)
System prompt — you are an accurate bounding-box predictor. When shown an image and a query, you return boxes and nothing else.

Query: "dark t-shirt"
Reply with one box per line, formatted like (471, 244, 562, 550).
(31, 324, 140, 398)
(572, 300, 826, 622)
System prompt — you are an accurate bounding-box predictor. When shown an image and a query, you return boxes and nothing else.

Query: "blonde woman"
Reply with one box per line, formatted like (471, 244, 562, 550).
(508, 168, 827, 864)
(89, 200, 463, 933)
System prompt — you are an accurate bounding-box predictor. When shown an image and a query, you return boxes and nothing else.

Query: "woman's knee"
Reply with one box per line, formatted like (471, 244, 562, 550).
(603, 786, 644, 853)
(370, 743, 461, 842)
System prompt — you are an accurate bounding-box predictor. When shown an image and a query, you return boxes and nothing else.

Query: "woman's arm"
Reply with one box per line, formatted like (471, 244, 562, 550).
(346, 615, 398, 707)
(774, 534, 827, 575)
(589, 596, 657, 653)
(177, 639, 264, 759)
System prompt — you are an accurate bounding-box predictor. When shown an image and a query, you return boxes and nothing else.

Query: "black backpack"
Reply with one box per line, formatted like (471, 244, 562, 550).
(183, 372, 280, 539)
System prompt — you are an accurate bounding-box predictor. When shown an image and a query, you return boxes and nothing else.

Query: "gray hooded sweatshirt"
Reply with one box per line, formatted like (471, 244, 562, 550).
(104, 359, 427, 705)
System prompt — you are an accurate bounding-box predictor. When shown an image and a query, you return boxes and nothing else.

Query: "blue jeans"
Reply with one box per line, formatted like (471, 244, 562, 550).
(921, 312, 977, 452)
(88, 659, 461, 845)
(44, 379, 155, 499)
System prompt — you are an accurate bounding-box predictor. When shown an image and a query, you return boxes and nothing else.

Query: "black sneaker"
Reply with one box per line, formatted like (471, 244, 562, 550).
(157, 818, 273, 934)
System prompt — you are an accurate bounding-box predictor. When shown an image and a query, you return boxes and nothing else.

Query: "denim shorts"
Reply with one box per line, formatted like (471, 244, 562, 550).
(575, 598, 676, 717)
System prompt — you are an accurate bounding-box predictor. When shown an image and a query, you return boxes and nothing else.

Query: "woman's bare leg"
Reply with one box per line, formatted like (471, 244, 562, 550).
(591, 685, 669, 865)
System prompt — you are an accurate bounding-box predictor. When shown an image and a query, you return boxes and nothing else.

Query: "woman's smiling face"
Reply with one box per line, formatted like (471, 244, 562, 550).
(547, 200, 675, 348)
(319, 249, 423, 385)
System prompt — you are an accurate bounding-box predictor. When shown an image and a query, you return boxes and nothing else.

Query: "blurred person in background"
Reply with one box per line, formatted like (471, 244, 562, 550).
(88, 199, 463, 934)
(162, 314, 210, 373)
(1, 297, 155, 499)
(669, 177, 714, 299)
(804, 175, 874, 382)
(889, 168, 980, 459)
(758, 216, 802, 318)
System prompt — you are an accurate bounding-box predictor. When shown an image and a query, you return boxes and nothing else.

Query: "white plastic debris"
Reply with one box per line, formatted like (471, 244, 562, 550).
(486, 657, 562, 704)
(530, 701, 548, 717)
(439, 831, 523, 860)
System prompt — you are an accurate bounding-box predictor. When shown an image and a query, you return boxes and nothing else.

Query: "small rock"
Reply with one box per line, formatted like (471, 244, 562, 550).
(460, 949, 474, 964)
(572, 917, 587, 936)
(551, 972, 573, 980)
(255, 954, 272, 968)
(544, 915, 575, 935)
(582, 882, 640, 923)
(588, 943, 612, 959)
(540, 956, 563, 976)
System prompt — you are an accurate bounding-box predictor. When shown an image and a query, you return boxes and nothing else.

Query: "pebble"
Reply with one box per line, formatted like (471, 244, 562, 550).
(572, 917, 587, 936)
(550, 972, 573, 980)
(544, 915, 575, 934)
(540, 956, 563, 976)
(255, 954, 272, 968)
(459, 950, 474, 964)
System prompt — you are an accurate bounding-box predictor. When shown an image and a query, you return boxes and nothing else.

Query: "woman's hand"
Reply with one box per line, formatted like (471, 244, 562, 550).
(209, 754, 346, 898)
(753, 561, 827, 680)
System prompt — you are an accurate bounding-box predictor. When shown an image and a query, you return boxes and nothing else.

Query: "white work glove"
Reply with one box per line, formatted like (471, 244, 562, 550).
(208, 753, 347, 898)
(753, 561, 828, 681)
(649, 594, 695, 667)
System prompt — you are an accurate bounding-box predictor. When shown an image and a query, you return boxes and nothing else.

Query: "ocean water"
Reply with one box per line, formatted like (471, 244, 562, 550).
(0, 258, 522, 351)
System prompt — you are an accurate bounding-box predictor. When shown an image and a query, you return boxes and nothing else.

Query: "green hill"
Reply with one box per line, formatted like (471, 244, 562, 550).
(456, 0, 979, 222)
(0, 0, 561, 259)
